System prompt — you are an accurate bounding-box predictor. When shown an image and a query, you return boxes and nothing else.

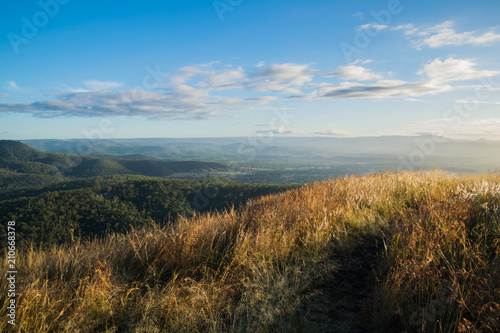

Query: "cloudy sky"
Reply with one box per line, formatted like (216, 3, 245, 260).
(1, 0, 499, 139)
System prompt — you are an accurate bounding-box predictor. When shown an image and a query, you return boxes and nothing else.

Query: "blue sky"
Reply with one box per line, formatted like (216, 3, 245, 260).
(1, 0, 499, 140)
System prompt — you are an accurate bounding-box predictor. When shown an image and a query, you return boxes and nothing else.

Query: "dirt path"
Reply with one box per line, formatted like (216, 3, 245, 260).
(303, 235, 383, 332)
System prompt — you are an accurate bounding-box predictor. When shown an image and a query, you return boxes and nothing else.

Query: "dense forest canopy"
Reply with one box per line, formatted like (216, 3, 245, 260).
(0, 140, 295, 246)
(0, 140, 226, 190)
(0, 175, 293, 246)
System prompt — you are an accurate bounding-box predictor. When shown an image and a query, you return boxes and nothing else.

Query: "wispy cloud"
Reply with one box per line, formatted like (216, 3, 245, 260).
(245, 96, 279, 104)
(328, 64, 382, 81)
(351, 59, 374, 65)
(291, 79, 452, 100)
(359, 23, 388, 31)
(7, 81, 20, 90)
(418, 57, 498, 82)
(0, 90, 230, 119)
(353, 12, 364, 20)
(255, 61, 266, 68)
(172, 62, 246, 90)
(291, 57, 498, 100)
(172, 62, 314, 94)
(67, 80, 124, 93)
(0, 58, 497, 119)
(391, 23, 418, 35)
(455, 99, 500, 105)
(314, 129, 349, 136)
(84, 80, 124, 90)
(395, 21, 500, 49)
(256, 128, 302, 135)
(251, 63, 315, 94)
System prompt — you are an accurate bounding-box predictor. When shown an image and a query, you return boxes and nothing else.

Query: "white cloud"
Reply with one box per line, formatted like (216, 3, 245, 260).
(0, 63, 278, 119)
(252, 63, 314, 93)
(256, 128, 300, 135)
(396, 21, 500, 49)
(66, 80, 124, 93)
(359, 24, 388, 31)
(353, 12, 364, 20)
(206, 69, 246, 89)
(418, 57, 499, 82)
(329, 65, 382, 81)
(456, 99, 500, 105)
(8, 81, 20, 90)
(174, 63, 247, 90)
(0, 58, 497, 119)
(314, 129, 349, 136)
(291, 78, 452, 100)
(0, 88, 243, 120)
(291, 57, 498, 100)
(245, 96, 279, 104)
(351, 59, 374, 65)
(83, 80, 123, 90)
(391, 23, 418, 35)
(0, 63, 280, 120)
(471, 118, 500, 126)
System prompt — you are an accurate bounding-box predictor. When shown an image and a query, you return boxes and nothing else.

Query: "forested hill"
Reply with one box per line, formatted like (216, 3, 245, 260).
(0, 140, 48, 161)
(0, 175, 293, 245)
(0, 140, 226, 189)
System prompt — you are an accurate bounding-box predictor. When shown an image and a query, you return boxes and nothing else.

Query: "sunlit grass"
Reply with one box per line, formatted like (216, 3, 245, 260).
(1, 171, 499, 332)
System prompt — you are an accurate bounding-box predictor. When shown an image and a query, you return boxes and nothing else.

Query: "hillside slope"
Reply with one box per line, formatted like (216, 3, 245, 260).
(0, 176, 292, 245)
(1, 171, 499, 332)
(23, 137, 500, 172)
(0, 140, 226, 189)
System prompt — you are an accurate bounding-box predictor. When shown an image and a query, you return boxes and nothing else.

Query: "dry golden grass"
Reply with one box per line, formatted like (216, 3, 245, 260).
(1, 171, 499, 332)
(372, 173, 500, 332)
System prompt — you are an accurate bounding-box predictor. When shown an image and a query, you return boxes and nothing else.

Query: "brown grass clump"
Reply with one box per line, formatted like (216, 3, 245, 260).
(1, 171, 499, 332)
(372, 173, 500, 332)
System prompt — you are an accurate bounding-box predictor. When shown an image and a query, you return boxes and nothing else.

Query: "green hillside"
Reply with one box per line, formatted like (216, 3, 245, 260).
(0, 176, 293, 246)
(0, 140, 47, 162)
(0, 168, 63, 190)
(0, 140, 227, 190)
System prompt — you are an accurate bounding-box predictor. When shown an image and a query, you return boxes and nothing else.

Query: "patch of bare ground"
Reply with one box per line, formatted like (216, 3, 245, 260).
(302, 235, 384, 332)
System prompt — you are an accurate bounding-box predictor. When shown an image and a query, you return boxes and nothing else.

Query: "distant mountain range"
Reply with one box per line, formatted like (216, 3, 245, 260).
(0, 140, 226, 190)
(2, 136, 498, 191)
(22, 136, 500, 171)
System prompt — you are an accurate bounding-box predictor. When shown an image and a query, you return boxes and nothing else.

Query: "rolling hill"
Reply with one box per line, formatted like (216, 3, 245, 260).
(0, 140, 226, 189)
(22, 136, 500, 173)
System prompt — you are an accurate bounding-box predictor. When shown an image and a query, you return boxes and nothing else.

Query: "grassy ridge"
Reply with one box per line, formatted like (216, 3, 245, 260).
(1, 171, 499, 332)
